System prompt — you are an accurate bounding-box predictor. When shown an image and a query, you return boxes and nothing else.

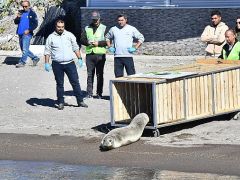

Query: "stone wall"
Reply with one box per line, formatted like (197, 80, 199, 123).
(79, 8, 240, 56)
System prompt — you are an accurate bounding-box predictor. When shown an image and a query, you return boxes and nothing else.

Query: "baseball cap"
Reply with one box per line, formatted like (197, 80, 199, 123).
(91, 11, 100, 20)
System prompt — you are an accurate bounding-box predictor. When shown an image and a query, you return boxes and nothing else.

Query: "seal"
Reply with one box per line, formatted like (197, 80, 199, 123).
(100, 113, 149, 150)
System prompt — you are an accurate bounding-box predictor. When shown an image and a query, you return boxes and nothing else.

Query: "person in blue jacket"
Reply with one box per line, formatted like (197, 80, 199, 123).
(14, 0, 39, 68)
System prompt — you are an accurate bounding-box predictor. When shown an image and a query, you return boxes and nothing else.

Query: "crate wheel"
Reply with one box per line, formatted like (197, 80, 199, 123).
(153, 129, 160, 137)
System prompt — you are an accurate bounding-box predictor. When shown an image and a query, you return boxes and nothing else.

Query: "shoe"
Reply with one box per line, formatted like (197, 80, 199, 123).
(32, 57, 40, 66)
(96, 94, 103, 99)
(78, 101, 88, 108)
(86, 94, 93, 99)
(16, 63, 25, 68)
(58, 103, 64, 110)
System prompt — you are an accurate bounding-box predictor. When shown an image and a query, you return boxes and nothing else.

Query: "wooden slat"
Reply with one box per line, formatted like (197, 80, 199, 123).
(171, 81, 177, 121)
(232, 70, 238, 108)
(175, 80, 181, 120)
(167, 83, 173, 121)
(163, 83, 168, 123)
(191, 78, 197, 116)
(208, 74, 213, 114)
(180, 80, 185, 119)
(196, 59, 240, 65)
(186, 78, 192, 117)
(224, 71, 229, 110)
(196, 77, 201, 115)
(157, 84, 164, 124)
(237, 70, 240, 107)
(228, 71, 234, 109)
(199, 76, 205, 114)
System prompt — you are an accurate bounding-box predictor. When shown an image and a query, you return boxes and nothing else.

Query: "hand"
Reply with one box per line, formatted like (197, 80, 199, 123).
(24, 30, 30, 35)
(77, 58, 83, 68)
(44, 63, 52, 72)
(108, 47, 115, 53)
(127, 47, 136, 53)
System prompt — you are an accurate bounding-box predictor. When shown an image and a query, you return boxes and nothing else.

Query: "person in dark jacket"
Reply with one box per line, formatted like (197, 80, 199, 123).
(235, 17, 240, 41)
(80, 11, 107, 99)
(14, 0, 39, 68)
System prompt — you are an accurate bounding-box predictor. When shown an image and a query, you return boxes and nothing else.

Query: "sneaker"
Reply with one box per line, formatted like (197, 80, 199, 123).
(32, 57, 40, 66)
(16, 63, 25, 68)
(78, 101, 88, 108)
(58, 103, 64, 110)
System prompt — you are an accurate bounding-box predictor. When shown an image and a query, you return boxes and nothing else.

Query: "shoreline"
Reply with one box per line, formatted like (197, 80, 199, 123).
(0, 133, 240, 176)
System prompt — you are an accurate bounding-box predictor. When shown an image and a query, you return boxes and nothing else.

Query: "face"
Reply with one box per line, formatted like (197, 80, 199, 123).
(225, 31, 236, 45)
(211, 15, 221, 26)
(236, 18, 240, 30)
(21, 1, 30, 11)
(117, 16, 127, 27)
(55, 22, 65, 35)
(92, 18, 100, 26)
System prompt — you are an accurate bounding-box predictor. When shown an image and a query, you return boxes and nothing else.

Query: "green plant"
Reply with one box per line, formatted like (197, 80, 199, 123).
(0, 27, 5, 34)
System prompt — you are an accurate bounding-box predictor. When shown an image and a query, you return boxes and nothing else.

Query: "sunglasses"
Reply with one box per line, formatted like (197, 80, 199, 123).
(236, 22, 240, 24)
(22, 6, 28, 8)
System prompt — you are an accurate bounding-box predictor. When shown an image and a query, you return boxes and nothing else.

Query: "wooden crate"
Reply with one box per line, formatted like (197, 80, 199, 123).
(109, 59, 240, 135)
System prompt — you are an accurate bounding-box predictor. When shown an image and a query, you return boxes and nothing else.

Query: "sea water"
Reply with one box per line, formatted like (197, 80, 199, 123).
(0, 160, 239, 180)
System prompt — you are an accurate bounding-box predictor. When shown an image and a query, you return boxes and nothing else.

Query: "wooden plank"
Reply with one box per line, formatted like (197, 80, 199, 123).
(208, 74, 213, 114)
(171, 82, 177, 121)
(157, 84, 164, 124)
(219, 72, 225, 111)
(112, 83, 120, 121)
(199, 76, 205, 114)
(180, 80, 185, 119)
(196, 59, 240, 65)
(163, 83, 168, 123)
(125, 82, 131, 120)
(186, 78, 192, 117)
(224, 71, 230, 110)
(167, 83, 172, 122)
(191, 78, 197, 116)
(237, 69, 240, 107)
(232, 70, 238, 108)
(196, 77, 201, 115)
(228, 71, 234, 109)
(175, 80, 181, 120)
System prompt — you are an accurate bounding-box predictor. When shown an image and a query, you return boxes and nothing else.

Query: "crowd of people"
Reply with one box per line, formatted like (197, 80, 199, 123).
(14, 1, 240, 110)
(14, 0, 144, 110)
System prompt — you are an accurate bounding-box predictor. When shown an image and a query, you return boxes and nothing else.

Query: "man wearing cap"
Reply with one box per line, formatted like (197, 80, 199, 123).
(80, 11, 107, 99)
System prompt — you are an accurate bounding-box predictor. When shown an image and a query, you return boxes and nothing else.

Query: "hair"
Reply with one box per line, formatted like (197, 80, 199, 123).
(55, 16, 65, 26)
(225, 29, 236, 36)
(117, 14, 128, 20)
(210, 10, 221, 17)
(21, 0, 30, 6)
(235, 17, 240, 32)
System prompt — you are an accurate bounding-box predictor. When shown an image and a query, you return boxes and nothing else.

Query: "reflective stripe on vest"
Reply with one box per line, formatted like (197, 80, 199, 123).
(223, 42, 240, 60)
(85, 24, 106, 54)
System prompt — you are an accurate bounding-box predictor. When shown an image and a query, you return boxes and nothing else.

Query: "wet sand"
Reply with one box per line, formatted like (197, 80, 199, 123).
(0, 133, 240, 176)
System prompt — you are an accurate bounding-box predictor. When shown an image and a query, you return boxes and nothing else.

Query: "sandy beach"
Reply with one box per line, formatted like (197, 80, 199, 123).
(1, 50, 240, 176)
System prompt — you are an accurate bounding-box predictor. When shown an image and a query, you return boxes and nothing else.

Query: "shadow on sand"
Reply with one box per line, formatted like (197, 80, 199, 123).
(2, 56, 20, 65)
(92, 113, 237, 138)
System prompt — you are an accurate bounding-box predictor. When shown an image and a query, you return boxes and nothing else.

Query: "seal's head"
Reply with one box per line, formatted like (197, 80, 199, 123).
(100, 135, 115, 151)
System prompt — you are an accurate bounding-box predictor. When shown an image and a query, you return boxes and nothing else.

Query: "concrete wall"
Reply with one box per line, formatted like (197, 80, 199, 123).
(79, 8, 240, 55)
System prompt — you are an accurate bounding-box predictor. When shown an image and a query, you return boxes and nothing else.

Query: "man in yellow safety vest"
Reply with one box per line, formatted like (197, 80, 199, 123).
(219, 29, 240, 60)
(80, 11, 107, 99)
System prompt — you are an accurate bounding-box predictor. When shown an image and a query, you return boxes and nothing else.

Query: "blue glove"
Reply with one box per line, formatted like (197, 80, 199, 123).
(108, 47, 115, 53)
(44, 63, 52, 72)
(127, 47, 137, 53)
(77, 58, 83, 68)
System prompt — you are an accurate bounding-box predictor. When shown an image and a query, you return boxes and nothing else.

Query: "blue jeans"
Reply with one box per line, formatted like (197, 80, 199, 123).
(52, 61, 83, 104)
(19, 34, 38, 64)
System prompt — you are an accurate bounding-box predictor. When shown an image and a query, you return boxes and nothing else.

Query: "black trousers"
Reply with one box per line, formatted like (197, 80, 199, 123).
(86, 54, 106, 96)
(114, 57, 136, 78)
(52, 61, 83, 104)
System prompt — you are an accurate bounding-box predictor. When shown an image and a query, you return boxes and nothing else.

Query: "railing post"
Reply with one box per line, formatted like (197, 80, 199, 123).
(164, 0, 171, 6)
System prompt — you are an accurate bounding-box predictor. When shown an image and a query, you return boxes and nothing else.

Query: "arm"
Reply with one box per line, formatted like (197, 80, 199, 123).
(208, 26, 228, 45)
(29, 10, 38, 32)
(14, 11, 21, 24)
(80, 29, 89, 46)
(105, 28, 113, 48)
(133, 27, 144, 49)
